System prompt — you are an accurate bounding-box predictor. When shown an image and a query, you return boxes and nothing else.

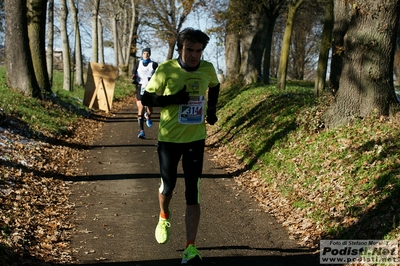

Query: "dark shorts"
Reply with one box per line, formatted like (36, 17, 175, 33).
(157, 140, 205, 205)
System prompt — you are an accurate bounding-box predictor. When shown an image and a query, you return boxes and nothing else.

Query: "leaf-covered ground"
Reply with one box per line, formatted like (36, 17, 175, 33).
(0, 109, 103, 264)
(0, 95, 130, 264)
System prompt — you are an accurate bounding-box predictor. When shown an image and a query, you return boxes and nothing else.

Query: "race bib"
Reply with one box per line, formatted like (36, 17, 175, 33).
(178, 96, 205, 124)
(140, 84, 146, 95)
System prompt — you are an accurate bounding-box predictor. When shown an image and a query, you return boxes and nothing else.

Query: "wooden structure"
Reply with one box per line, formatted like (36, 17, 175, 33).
(83, 62, 118, 113)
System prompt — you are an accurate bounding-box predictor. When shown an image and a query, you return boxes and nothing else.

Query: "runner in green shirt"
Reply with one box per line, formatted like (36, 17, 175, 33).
(142, 27, 220, 265)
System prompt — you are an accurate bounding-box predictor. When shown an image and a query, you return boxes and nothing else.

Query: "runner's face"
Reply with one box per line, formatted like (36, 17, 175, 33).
(181, 41, 203, 68)
(142, 52, 150, 59)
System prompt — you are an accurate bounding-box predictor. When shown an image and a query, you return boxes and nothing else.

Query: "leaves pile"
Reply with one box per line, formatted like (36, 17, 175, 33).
(0, 109, 104, 265)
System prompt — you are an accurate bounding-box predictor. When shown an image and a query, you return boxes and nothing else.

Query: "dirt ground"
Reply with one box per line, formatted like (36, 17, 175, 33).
(67, 101, 320, 266)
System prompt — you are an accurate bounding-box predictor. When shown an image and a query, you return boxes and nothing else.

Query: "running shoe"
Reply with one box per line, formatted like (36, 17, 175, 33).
(181, 244, 202, 265)
(137, 130, 146, 139)
(155, 211, 171, 244)
(144, 112, 153, 128)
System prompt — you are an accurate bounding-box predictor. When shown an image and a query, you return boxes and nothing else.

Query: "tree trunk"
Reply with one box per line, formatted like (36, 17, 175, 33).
(46, 0, 54, 87)
(328, 0, 351, 95)
(166, 39, 176, 60)
(262, 1, 285, 85)
(262, 17, 277, 85)
(276, 0, 304, 90)
(68, 0, 84, 86)
(91, 0, 100, 63)
(98, 17, 104, 64)
(112, 16, 118, 66)
(123, 0, 137, 75)
(323, 0, 400, 128)
(27, 0, 52, 96)
(314, 0, 333, 97)
(127, 0, 138, 76)
(60, 0, 72, 91)
(394, 31, 400, 85)
(5, 0, 39, 96)
(224, 29, 241, 83)
(240, 12, 268, 85)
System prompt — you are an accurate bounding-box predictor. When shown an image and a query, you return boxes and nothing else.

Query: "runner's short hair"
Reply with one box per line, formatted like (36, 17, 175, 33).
(176, 28, 210, 51)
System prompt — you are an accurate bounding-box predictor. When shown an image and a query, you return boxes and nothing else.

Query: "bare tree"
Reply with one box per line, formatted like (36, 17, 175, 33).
(224, 0, 241, 83)
(239, 7, 267, 84)
(27, 0, 52, 95)
(142, 0, 205, 60)
(314, 0, 333, 96)
(98, 17, 104, 63)
(106, 0, 137, 75)
(91, 0, 100, 62)
(261, 0, 286, 84)
(222, 0, 286, 85)
(60, 0, 72, 91)
(46, 0, 54, 86)
(288, 3, 322, 80)
(276, 0, 305, 90)
(323, 0, 400, 128)
(68, 0, 84, 86)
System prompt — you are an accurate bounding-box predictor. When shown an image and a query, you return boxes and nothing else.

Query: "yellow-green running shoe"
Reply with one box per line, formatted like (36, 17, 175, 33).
(181, 244, 202, 265)
(155, 211, 171, 244)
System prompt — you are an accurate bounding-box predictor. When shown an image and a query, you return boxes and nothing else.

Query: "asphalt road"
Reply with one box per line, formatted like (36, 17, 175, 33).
(68, 101, 320, 266)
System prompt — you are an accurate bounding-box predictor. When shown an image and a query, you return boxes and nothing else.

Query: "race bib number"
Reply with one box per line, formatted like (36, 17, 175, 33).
(178, 96, 205, 124)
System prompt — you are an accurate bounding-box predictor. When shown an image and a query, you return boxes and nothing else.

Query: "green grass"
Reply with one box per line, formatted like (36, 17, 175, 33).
(209, 81, 400, 244)
(0, 67, 134, 137)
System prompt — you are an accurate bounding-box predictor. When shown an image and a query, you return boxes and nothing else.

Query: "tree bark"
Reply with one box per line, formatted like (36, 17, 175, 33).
(127, 0, 139, 75)
(239, 11, 266, 85)
(328, 0, 351, 95)
(98, 17, 104, 64)
(314, 0, 333, 97)
(91, 0, 100, 63)
(113, 16, 118, 66)
(323, 0, 400, 128)
(5, 0, 39, 96)
(262, 15, 278, 84)
(27, 0, 52, 96)
(276, 0, 304, 90)
(60, 0, 72, 91)
(224, 28, 241, 83)
(68, 0, 84, 86)
(46, 0, 54, 86)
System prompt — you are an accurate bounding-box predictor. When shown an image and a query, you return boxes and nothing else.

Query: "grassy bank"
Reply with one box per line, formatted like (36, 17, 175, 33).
(0, 67, 133, 137)
(207, 81, 400, 248)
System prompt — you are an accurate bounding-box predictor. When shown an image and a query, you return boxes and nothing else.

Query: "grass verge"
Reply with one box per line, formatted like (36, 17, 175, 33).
(207, 81, 400, 248)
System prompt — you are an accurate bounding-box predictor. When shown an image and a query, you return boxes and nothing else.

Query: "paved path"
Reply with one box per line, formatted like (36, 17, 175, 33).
(69, 101, 320, 266)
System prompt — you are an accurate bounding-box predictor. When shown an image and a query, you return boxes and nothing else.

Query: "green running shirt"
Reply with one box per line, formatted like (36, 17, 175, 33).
(145, 59, 219, 143)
